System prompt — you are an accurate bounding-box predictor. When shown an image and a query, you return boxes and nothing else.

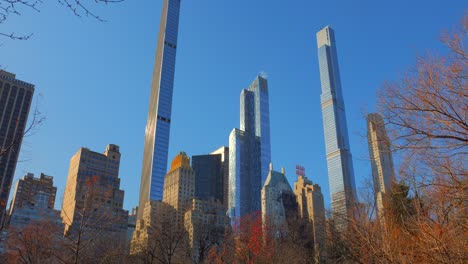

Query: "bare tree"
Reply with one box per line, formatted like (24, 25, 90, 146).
(0, 0, 125, 40)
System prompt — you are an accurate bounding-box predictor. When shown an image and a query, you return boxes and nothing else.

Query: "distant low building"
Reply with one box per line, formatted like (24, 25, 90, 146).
(185, 198, 229, 263)
(9, 173, 57, 217)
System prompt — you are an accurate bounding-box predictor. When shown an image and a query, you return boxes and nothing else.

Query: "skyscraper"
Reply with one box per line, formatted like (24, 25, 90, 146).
(192, 153, 224, 204)
(316, 26, 357, 228)
(247, 76, 271, 185)
(0, 70, 34, 218)
(61, 144, 128, 240)
(367, 113, 394, 220)
(229, 78, 270, 220)
(138, 0, 181, 219)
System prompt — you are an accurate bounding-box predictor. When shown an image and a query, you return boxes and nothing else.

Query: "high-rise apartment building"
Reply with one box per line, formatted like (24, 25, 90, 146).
(192, 153, 224, 204)
(317, 26, 357, 228)
(247, 76, 271, 185)
(261, 164, 296, 236)
(228, 76, 271, 220)
(294, 174, 326, 262)
(210, 146, 229, 209)
(367, 113, 394, 219)
(138, 0, 182, 219)
(0, 70, 34, 218)
(61, 144, 128, 240)
(9, 173, 56, 216)
(162, 152, 195, 226)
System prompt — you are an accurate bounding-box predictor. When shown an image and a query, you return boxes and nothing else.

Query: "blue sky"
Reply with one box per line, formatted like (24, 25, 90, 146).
(1, 0, 465, 211)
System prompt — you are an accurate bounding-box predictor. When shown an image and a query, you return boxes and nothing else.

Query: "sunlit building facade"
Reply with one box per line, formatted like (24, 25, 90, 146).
(317, 26, 357, 229)
(61, 144, 128, 241)
(138, 0, 182, 220)
(367, 113, 394, 221)
(162, 152, 195, 226)
(0, 70, 34, 219)
(294, 174, 326, 262)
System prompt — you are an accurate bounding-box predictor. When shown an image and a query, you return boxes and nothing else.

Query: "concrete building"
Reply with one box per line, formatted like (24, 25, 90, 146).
(162, 151, 195, 226)
(0, 70, 34, 218)
(294, 174, 326, 262)
(229, 75, 272, 220)
(210, 146, 229, 209)
(367, 113, 395, 221)
(261, 164, 295, 237)
(130, 200, 175, 255)
(8, 192, 63, 231)
(9, 173, 56, 216)
(138, 0, 183, 220)
(184, 198, 229, 263)
(192, 153, 224, 204)
(61, 144, 128, 241)
(317, 26, 357, 229)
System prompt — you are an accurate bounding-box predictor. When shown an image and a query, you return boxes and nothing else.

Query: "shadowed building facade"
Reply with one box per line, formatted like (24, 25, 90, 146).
(138, 0, 182, 220)
(192, 153, 224, 204)
(367, 113, 395, 221)
(9, 173, 56, 216)
(316, 26, 357, 229)
(261, 164, 295, 237)
(0, 70, 34, 219)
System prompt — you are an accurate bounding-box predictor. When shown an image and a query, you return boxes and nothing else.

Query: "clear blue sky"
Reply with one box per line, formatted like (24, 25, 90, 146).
(1, 0, 465, 211)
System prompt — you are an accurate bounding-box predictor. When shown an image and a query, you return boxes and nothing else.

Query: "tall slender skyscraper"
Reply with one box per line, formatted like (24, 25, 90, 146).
(247, 76, 271, 185)
(228, 75, 271, 219)
(0, 70, 34, 219)
(138, 0, 181, 219)
(367, 113, 394, 220)
(316, 26, 356, 228)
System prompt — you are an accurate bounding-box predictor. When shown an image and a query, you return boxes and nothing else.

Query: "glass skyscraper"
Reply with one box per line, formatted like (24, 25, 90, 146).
(316, 26, 356, 228)
(192, 153, 224, 204)
(138, 0, 181, 219)
(228, 76, 270, 219)
(247, 76, 271, 185)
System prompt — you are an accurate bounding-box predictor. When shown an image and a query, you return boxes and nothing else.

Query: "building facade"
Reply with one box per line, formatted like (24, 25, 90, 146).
(192, 153, 224, 204)
(317, 26, 357, 228)
(294, 174, 326, 262)
(247, 76, 271, 185)
(9, 173, 56, 216)
(162, 152, 195, 226)
(228, 128, 261, 220)
(228, 75, 272, 220)
(210, 146, 229, 209)
(0, 70, 34, 218)
(261, 164, 295, 237)
(61, 144, 128, 241)
(367, 113, 394, 220)
(138, 0, 182, 220)
(184, 198, 229, 263)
